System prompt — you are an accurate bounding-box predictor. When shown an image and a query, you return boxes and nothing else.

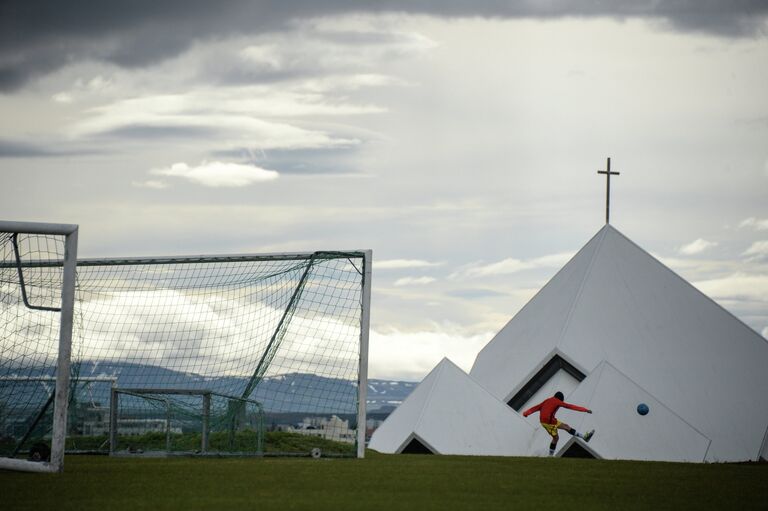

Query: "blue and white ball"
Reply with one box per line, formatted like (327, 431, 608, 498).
(637, 403, 649, 416)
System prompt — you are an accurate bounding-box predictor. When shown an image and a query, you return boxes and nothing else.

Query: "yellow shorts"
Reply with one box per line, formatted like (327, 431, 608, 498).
(540, 421, 562, 437)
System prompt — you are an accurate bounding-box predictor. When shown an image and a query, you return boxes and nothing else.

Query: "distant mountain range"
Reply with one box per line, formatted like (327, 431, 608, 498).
(3, 361, 417, 415)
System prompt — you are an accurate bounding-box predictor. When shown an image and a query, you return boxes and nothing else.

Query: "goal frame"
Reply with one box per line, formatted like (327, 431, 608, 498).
(0, 220, 78, 473)
(74, 249, 372, 458)
(1, 226, 371, 463)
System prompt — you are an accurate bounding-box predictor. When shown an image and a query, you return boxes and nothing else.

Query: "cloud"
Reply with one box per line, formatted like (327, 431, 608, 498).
(0, 138, 98, 158)
(209, 24, 435, 88)
(693, 273, 768, 302)
(69, 90, 365, 150)
(376, 259, 443, 270)
(742, 241, 768, 261)
(446, 288, 507, 299)
(50, 76, 113, 105)
(151, 161, 279, 187)
(2, 1, 767, 91)
(368, 328, 493, 380)
(302, 73, 405, 93)
(132, 180, 169, 189)
(451, 252, 574, 279)
(239, 44, 283, 70)
(393, 276, 436, 287)
(654, 254, 740, 284)
(51, 92, 73, 104)
(0, 139, 61, 158)
(739, 217, 768, 231)
(215, 146, 363, 176)
(678, 238, 718, 255)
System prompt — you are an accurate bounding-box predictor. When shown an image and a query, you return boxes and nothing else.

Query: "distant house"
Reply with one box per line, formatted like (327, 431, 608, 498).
(285, 415, 356, 444)
(72, 402, 183, 437)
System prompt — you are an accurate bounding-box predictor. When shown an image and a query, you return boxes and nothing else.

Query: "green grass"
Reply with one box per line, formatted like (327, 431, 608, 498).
(1, 452, 767, 511)
(56, 430, 353, 455)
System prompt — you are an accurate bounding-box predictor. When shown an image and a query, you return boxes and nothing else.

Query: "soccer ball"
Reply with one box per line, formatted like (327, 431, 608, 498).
(637, 403, 649, 416)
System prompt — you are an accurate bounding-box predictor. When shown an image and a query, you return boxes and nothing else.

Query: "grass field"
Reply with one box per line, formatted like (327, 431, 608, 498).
(1, 452, 767, 511)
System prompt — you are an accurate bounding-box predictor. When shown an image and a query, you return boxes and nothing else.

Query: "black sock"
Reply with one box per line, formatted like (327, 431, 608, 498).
(550, 441, 557, 451)
(568, 428, 576, 436)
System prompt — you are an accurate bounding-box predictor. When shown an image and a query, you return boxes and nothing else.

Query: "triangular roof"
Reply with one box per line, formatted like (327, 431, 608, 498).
(369, 358, 536, 456)
(471, 224, 768, 462)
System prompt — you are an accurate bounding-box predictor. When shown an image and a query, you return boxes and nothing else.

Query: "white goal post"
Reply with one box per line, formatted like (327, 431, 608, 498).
(0, 221, 78, 473)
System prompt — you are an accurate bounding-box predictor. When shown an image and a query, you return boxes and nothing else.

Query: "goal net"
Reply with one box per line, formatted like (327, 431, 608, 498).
(0, 221, 78, 473)
(1, 226, 371, 466)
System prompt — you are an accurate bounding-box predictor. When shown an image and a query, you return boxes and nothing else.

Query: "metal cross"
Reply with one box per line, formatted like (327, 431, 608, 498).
(597, 157, 620, 224)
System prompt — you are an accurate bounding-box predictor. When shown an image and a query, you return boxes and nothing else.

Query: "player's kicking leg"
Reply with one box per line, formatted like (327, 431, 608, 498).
(557, 422, 595, 442)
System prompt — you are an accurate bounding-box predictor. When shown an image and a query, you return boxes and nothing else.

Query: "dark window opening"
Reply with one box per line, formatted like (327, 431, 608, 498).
(560, 441, 596, 459)
(401, 437, 434, 454)
(507, 354, 586, 411)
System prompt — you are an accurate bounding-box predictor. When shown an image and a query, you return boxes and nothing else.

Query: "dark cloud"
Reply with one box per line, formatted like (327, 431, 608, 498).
(0, 138, 100, 157)
(96, 124, 217, 140)
(1, 1, 766, 91)
(210, 146, 362, 175)
(205, 67, 312, 88)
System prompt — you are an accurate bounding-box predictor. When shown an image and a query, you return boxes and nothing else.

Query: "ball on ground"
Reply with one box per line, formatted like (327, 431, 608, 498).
(637, 403, 649, 415)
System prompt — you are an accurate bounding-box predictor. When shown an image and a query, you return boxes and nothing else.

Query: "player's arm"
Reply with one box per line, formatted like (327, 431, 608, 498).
(522, 402, 542, 417)
(562, 402, 592, 413)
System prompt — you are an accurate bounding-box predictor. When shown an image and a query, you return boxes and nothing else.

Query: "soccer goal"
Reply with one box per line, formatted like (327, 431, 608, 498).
(1, 230, 371, 467)
(0, 221, 78, 473)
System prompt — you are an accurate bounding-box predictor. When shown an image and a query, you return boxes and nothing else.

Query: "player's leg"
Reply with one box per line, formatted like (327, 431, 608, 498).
(558, 422, 595, 442)
(541, 422, 559, 456)
(541, 422, 560, 456)
(549, 433, 558, 456)
(557, 422, 595, 441)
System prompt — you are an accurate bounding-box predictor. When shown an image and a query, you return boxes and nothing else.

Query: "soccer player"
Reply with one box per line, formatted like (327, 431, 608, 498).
(522, 391, 595, 456)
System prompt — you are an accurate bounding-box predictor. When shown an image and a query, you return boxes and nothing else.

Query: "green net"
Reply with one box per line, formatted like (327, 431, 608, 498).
(2, 234, 368, 459)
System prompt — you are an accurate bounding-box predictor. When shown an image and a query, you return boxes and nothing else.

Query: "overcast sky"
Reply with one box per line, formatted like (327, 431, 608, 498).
(1, 1, 767, 380)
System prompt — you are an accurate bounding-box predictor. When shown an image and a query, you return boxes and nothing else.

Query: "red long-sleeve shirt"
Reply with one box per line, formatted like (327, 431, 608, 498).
(522, 397, 589, 425)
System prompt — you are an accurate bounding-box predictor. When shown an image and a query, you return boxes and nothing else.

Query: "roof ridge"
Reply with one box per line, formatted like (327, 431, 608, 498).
(413, 358, 448, 432)
(554, 225, 608, 350)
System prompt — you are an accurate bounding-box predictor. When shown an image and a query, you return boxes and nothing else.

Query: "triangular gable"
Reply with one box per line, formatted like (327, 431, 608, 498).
(368, 359, 444, 454)
(369, 358, 537, 456)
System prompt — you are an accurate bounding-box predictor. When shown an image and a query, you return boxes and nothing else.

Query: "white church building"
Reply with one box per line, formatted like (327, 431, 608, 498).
(370, 224, 768, 462)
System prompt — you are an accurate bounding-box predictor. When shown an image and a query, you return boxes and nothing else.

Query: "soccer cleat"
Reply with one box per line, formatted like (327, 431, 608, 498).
(583, 429, 595, 442)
